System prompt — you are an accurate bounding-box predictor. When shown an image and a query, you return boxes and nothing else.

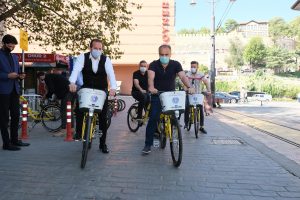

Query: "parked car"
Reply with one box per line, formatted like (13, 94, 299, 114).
(215, 92, 239, 103)
(229, 91, 240, 99)
(250, 93, 272, 101)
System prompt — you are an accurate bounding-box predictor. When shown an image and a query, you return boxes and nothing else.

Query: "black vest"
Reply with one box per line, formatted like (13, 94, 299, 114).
(82, 52, 107, 90)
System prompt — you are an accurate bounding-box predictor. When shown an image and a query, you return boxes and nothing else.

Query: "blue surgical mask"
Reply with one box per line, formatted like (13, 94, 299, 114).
(140, 67, 147, 73)
(159, 56, 169, 65)
(91, 49, 101, 58)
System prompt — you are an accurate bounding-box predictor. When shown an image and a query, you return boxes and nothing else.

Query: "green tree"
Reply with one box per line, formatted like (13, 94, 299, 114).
(198, 64, 209, 74)
(225, 38, 244, 71)
(177, 27, 210, 34)
(0, 0, 140, 57)
(266, 46, 296, 73)
(198, 27, 210, 34)
(269, 17, 292, 42)
(243, 37, 267, 69)
(224, 19, 238, 33)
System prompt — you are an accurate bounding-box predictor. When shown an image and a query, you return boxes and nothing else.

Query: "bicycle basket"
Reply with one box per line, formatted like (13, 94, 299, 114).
(159, 91, 186, 113)
(188, 93, 204, 106)
(78, 88, 106, 112)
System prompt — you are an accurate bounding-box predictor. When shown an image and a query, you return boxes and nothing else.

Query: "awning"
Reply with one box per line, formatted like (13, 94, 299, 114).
(15, 53, 69, 65)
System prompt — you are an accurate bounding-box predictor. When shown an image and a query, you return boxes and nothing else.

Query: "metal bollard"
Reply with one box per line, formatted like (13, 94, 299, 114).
(64, 101, 73, 141)
(21, 101, 29, 139)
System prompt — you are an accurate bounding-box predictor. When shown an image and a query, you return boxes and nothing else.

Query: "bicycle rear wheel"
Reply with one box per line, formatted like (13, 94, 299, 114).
(170, 116, 183, 167)
(41, 104, 62, 132)
(81, 114, 91, 169)
(194, 107, 200, 138)
(127, 105, 140, 132)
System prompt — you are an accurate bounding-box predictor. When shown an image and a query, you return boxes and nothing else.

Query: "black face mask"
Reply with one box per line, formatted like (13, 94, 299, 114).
(3, 45, 12, 53)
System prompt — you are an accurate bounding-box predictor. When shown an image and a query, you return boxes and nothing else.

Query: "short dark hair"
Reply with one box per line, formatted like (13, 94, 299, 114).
(139, 60, 147, 65)
(158, 44, 171, 53)
(191, 61, 198, 66)
(2, 34, 18, 44)
(37, 71, 45, 78)
(89, 39, 102, 48)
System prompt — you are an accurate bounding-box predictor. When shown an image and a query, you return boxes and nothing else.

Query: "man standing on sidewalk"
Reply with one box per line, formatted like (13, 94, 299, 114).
(142, 44, 194, 154)
(0, 34, 30, 151)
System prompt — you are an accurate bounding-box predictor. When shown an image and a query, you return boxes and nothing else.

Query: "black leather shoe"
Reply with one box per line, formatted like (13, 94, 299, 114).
(199, 127, 207, 134)
(3, 145, 21, 151)
(99, 144, 109, 153)
(12, 140, 30, 147)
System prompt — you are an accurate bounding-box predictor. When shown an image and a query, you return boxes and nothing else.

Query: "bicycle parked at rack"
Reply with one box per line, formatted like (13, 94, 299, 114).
(19, 95, 62, 132)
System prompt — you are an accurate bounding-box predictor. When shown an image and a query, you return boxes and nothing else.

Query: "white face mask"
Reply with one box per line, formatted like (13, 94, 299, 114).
(191, 68, 197, 74)
(140, 67, 147, 73)
(91, 49, 102, 58)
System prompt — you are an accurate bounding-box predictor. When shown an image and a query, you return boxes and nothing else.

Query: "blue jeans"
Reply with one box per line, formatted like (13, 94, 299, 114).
(145, 95, 161, 146)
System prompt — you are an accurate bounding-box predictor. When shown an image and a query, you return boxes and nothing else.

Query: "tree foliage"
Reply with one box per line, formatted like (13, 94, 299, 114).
(268, 17, 292, 41)
(0, 0, 141, 57)
(177, 27, 210, 35)
(266, 46, 296, 73)
(224, 19, 238, 33)
(243, 37, 267, 68)
(225, 37, 244, 70)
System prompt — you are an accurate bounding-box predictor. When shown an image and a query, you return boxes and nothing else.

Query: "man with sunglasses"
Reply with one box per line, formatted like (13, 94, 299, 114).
(184, 61, 211, 134)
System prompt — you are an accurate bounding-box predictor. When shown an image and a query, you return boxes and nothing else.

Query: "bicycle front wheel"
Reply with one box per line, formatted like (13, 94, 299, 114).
(158, 119, 166, 149)
(170, 117, 183, 167)
(41, 104, 62, 132)
(127, 105, 140, 132)
(187, 107, 192, 131)
(81, 114, 91, 169)
(194, 107, 200, 138)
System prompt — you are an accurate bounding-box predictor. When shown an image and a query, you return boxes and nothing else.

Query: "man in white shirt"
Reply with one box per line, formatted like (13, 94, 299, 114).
(69, 39, 117, 153)
(184, 61, 211, 134)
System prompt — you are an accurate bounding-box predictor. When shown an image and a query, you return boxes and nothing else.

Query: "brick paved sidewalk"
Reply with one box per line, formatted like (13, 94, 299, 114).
(0, 97, 300, 200)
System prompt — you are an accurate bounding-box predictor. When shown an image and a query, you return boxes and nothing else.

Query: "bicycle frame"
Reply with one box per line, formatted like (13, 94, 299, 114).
(82, 112, 99, 141)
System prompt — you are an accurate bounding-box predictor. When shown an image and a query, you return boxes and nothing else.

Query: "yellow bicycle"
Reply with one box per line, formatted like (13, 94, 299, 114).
(19, 95, 62, 132)
(127, 91, 184, 167)
(78, 88, 107, 169)
(186, 94, 204, 138)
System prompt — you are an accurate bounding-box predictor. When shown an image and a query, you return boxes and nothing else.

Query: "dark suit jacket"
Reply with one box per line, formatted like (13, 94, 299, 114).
(0, 49, 21, 95)
(45, 74, 70, 99)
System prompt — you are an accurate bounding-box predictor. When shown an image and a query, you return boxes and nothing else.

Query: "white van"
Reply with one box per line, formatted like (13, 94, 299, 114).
(251, 93, 272, 101)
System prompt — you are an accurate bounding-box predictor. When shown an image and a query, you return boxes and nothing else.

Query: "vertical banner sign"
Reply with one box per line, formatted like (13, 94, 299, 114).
(162, 1, 170, 44)
(20, 29, 28, 51)
(20, 29, 28, 94)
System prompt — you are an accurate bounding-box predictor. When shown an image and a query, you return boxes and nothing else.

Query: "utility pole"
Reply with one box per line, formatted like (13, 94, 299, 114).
(190, 0, 236, 107)
(210, 0, 216, 107)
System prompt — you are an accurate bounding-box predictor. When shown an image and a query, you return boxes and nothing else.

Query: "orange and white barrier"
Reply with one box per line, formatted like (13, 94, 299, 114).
(21, 101, 28, 139)
(64, 101, 73, 141)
